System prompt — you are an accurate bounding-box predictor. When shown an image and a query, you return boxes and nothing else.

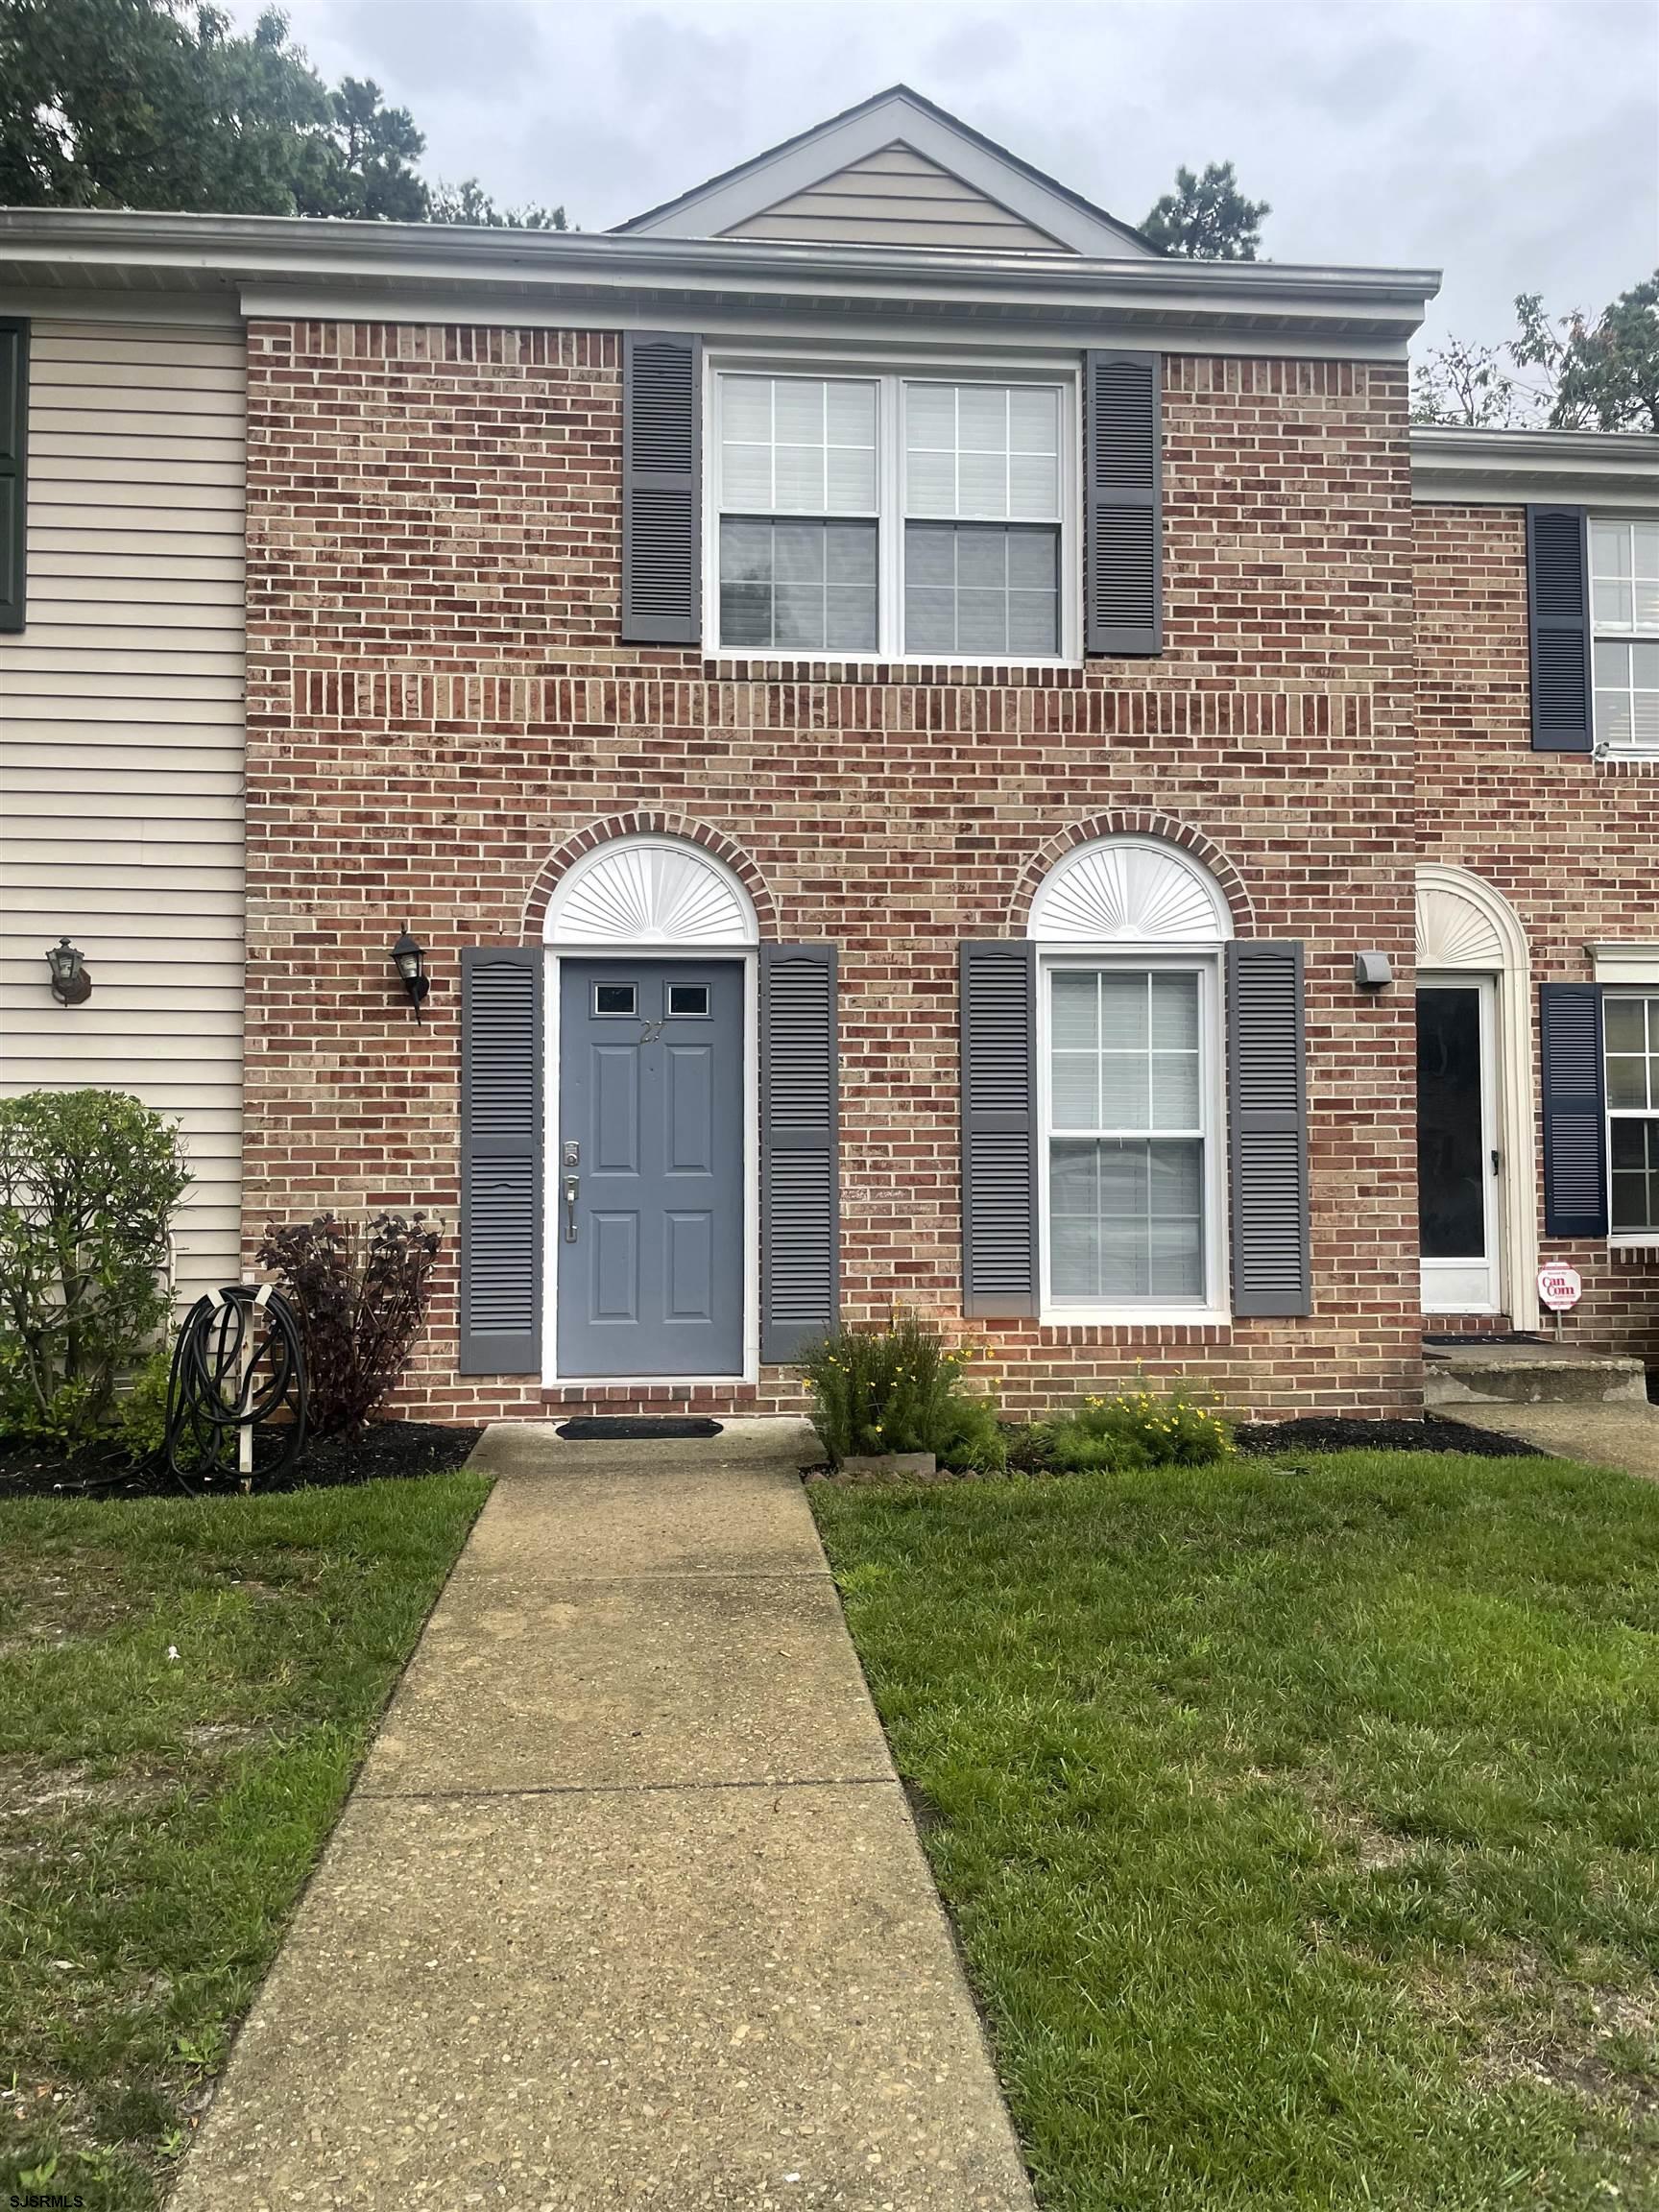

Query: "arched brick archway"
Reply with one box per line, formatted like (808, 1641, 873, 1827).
(520, 813, 780, 942)
(1006, 810, 1255, 937)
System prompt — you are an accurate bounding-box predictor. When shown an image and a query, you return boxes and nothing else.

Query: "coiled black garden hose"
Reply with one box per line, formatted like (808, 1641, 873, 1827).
(164, 1284, 308, 1488)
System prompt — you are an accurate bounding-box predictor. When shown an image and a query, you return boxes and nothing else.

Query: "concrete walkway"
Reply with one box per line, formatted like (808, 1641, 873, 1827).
(170, 1422, 1034, 2212)
(1446, 1396, 1659, 1481)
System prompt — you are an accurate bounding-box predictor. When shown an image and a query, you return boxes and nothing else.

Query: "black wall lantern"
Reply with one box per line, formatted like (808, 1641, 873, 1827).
(45, 937, 91, 1006)
(390, 926, 430, 1021)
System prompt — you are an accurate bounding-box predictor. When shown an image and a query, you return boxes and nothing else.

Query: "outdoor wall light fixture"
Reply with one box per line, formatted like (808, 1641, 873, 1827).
(390, 926, 430, 1022)
(45, 937, 92, 1006)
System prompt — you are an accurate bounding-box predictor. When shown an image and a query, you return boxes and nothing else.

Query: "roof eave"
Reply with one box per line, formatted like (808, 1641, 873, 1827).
(1410, 425, 1659, 510)
(0, 210, 1440, 342)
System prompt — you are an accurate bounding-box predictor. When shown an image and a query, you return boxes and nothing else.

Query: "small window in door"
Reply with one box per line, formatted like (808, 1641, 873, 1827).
(667, 983, 710, 1017)
(593, 982, 637, 1016)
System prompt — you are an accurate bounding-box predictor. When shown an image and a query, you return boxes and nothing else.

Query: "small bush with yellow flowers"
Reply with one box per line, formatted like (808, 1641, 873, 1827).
(1040, 1382, 1235, 1474)
(798, 1310, 1005, 1471)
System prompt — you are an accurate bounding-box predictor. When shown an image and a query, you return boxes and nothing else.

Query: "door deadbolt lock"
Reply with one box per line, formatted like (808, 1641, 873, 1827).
(562, 1140, 580, 1171)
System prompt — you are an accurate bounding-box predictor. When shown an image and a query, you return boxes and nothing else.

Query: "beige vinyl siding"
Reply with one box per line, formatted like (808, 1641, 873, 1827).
(720, 143, 1071, 252)
(0, 315, 246, 1304)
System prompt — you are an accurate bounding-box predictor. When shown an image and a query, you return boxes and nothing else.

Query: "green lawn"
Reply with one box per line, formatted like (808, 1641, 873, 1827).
(811, 1451, 1659, 2211)
(0, 1472, 490, 2210)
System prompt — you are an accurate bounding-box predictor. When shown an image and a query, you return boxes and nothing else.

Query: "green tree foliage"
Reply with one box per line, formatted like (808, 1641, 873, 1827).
(1413, 274, 1659, 431)
(0, 0, 565, 226)
(427, 177, 566, 230)
(1141, 160, 1269, 260)
(0, 1089, 189, 1441)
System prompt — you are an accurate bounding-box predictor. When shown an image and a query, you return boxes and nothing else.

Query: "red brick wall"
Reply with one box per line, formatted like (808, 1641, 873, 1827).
(1415, 503, 1659, 1362)
(242, 319, 1424, 1424)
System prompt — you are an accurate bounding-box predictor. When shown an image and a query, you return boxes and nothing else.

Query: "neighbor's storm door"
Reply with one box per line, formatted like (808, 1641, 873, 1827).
(1417, 975, 1502, 1314)
(556, 959, 744, 1378)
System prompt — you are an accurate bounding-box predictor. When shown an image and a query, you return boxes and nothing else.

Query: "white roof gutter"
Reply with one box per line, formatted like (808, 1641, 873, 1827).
(0, 207, 1441, 352)
(1411, 426, 1659, 510)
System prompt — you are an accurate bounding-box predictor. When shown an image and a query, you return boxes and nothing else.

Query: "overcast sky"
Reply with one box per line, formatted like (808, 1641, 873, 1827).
(261, 0, 1657, 355)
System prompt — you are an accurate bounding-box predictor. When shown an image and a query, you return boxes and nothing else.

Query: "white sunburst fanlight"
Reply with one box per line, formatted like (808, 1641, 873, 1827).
(546, 836, 758, 947)
(1027, 836, 1232, 944)
(1414, 882, 1505, 970)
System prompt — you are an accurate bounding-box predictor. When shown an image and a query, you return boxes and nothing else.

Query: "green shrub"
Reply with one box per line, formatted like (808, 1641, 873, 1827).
(799, 1310, 1004, 1471)
(0, 1090, 189, 1443)
(1040, 1382, 1235, 1474)
(115, 1344, 174, 1461)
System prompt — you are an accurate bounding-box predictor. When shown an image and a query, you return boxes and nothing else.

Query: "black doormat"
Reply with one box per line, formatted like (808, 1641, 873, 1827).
(556, 1417, 724, 1441)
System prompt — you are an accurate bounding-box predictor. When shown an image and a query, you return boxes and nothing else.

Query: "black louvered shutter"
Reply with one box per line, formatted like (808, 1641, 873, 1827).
(1527, 505, 1593, 753)
(622, 330, 701, 644)
(760, 945, 838, 1361)
(460, 948, 543, 1374)
(1540, 982, 1607, 1237)
(1226, 942, 1311, 1317)
(960, 942, 1040, 1317)
(0, 318, 26, 633)
(1085, 348, 1162, 657)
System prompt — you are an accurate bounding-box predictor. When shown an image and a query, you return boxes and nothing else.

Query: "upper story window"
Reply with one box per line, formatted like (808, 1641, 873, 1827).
(710, 365, 1075, 663)
(1591, 517, 1659, 752)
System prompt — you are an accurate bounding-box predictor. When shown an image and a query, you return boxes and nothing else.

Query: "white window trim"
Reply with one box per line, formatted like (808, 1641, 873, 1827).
(1035, 947, 1232, 1327)
(703, 347, 1083, 669)
(1590, 511, 1659, 758)
(1602, 982, 1659, 1249)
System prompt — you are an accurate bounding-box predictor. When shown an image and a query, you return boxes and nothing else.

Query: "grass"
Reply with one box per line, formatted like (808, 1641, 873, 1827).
(811, 1449, 1659, 2211)
(0, 1470, 490, 2210)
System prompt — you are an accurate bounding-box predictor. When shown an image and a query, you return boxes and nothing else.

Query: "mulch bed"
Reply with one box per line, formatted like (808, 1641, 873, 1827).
(0, 1419, 485, 1502)
(1234, 1414, 1545, 1459)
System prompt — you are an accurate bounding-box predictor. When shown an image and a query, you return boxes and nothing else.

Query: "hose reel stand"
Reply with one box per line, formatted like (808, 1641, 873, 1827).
(164, 1280, 308, 1488)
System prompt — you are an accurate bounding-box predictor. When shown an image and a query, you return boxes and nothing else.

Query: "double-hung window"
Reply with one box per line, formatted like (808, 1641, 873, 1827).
(717, 375, 880, 655)
(1605, 989, 1659, 1237)
(711, 365, 1073, 661)
(1591, 517, 1659, 753)
(1044, 961, 1221, 1310)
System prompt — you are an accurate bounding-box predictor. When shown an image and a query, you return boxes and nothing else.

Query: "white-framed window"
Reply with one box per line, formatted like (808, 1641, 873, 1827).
(1591, 517, 1659, 754)
(709, 359, 1078, 663)
(1605, 988, 1659, 1237)
(1039, 954, 1227, 1319)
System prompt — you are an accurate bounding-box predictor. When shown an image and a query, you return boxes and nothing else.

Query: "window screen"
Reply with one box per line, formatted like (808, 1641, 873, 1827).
(716, 375, 878, 653)
(1048, 968, 1207, 1301)
(1592, 519, 1659, 750)
(903, 383, 1061, 656)
(1606, 991, 1659, 1232)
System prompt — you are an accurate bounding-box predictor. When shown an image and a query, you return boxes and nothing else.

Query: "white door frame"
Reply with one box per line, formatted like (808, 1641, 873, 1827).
(1418, 971, 1502, 1315)
(1415, 865, 1540, 1330)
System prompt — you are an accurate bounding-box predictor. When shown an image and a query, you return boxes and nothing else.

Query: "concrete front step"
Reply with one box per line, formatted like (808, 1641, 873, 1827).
(1425, 1341, 1649, 1407)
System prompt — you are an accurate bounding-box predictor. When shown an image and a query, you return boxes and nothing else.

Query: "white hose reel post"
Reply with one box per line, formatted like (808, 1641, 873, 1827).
(239, 1274, 257, 1480)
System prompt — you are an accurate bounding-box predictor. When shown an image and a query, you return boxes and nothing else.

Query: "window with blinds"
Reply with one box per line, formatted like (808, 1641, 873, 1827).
(712, 364, 1075, 661)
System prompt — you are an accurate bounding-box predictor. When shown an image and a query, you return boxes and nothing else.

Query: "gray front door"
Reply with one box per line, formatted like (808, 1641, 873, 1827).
(557, 959, 744, 1378)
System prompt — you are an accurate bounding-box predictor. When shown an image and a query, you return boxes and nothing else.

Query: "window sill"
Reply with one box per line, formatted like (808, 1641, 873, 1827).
(704, 650, 1084, 677)
(1608, 1235, 1659, 1253)
(1041, 1305, 1233, 1329)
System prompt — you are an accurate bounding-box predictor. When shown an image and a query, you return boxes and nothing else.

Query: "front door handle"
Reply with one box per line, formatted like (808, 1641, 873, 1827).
(563, 1175, 580, 1241)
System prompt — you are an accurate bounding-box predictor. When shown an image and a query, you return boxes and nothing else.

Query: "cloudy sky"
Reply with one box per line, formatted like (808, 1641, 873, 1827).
(260, 0, 1656, 354)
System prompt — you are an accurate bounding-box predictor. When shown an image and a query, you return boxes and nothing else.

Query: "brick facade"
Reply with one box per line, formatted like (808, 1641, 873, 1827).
(236, 315, 1647, 1427)
(1415, 503, 1659, 1360)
